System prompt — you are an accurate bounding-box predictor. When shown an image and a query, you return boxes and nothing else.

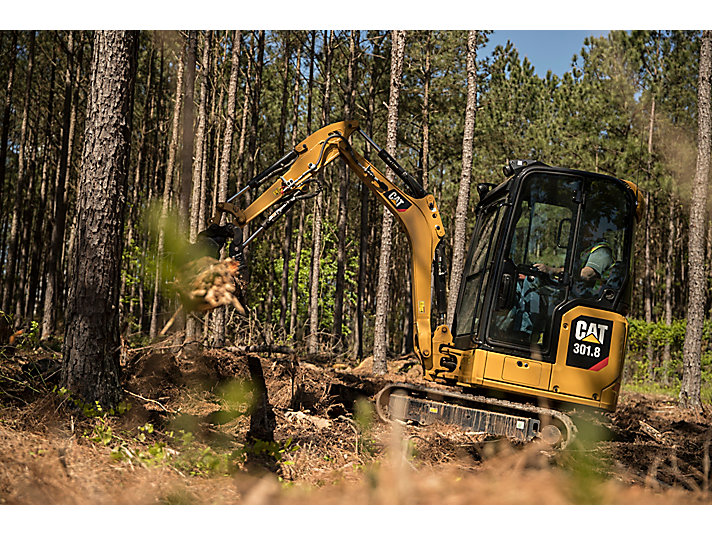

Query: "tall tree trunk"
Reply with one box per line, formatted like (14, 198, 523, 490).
(307, 30, 333, 356)
(62, 30, 138, 408)
(662, 197, 675, 385)
(0, 32, 17, 262)
(446, 31, 479, 328)
(644, 95, 656, 374)
(373, 30, 406, 374)
(333, 31, 357, 347)
(3, 32, 35, 315)
(210, 29, 241, 347)
(643, 192, 654, 362)
(25, 45, 57, 320)
(242, 31, 265, 287)
(186, 31, 212, 343)
(280, 41, 301, 333)
(189, 31, 211, 243)
(235, 54, 250, 192)
(354, 33, 382, 361)
(680, 30, 712, 412)
(420, 30, 431, 190)
(180, 31, 196, 230)
(150, 40, 184, 339)
(179, 30, 197, 342)
(58, 40, 83, 315)
(276, 33, 292, 333)
(123, 46, 154, 332)
(41, 31, 75, 340)
(288, 31, 316, 340)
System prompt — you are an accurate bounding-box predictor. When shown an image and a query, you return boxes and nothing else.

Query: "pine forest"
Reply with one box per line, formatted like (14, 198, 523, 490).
(1, 29, 712, 506)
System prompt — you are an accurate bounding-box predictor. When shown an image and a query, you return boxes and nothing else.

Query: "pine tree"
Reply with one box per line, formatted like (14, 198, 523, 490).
(373, 30, 406, 375)
(679, 30, 712, 412)
(62, 30, 138, 408)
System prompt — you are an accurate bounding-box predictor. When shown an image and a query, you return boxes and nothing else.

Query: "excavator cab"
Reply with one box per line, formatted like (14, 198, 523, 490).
(447, 160, 641, 414)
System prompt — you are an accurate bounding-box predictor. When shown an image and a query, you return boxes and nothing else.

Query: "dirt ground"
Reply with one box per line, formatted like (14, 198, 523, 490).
(1, 340, 711, 505)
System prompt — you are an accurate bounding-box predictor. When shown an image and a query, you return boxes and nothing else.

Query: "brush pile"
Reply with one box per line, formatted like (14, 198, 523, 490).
(175, 256, 246, 314)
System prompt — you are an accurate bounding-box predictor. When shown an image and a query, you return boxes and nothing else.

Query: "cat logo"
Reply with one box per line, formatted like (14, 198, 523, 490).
(574, 319, 609, 345)
(567, 315, 614, 370)
(386, 189, 412, 212)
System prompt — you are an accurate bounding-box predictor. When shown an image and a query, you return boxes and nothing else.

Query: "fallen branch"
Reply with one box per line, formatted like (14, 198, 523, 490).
(159, 305, 183, 337)
(123, 388, 176, 414)
(639, 420, 670, 445)
(224, 345, 295, 355)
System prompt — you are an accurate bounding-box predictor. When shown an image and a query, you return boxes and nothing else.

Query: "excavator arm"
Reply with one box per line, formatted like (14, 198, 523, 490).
(208, 120, 448, 375)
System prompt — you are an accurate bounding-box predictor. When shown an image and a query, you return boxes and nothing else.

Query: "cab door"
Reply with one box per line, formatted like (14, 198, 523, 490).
(486, 172, 582, 362)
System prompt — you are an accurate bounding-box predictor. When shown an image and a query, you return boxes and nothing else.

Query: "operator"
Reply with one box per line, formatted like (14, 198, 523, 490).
(495, 241, 614, 345)
(534, 241, 613, 282)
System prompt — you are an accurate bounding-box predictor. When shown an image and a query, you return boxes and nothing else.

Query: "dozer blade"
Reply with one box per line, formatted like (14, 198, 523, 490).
(375, 383, 577, 449)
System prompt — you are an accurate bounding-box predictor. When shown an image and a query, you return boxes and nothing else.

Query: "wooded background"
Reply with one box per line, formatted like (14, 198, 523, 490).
(0, 30, 710, 404)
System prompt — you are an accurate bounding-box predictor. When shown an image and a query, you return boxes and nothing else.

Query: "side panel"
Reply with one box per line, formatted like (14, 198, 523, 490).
(550, 306, 628, 410)
(483, 352, 552, 390)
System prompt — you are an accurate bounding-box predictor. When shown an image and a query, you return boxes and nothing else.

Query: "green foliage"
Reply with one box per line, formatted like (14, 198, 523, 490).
(67, 378, 299, 477)
(626, 318, 712, 400)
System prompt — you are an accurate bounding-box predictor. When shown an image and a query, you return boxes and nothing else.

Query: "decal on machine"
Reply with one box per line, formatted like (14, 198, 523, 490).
(386, 189, 412, 212)
(566, 315, 613, 371)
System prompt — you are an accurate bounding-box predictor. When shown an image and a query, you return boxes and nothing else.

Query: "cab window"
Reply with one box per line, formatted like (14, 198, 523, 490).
(571, 179, 631, 300)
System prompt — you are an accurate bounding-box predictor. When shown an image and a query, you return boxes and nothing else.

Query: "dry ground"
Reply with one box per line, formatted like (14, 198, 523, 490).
(1, 340, 711, 505)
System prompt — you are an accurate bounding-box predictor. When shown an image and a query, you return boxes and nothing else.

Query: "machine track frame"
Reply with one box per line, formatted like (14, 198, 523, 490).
(375, 383, 578, 449)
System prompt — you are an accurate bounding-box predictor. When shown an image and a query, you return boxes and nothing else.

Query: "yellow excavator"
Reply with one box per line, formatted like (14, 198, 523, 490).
(196, 120, 644, 447)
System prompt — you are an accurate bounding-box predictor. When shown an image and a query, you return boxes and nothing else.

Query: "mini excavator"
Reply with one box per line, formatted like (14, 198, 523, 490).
(195, 120, 644, 448)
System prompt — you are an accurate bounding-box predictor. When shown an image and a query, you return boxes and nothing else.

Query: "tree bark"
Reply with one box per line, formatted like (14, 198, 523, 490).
(41, 31, 75, 340)
(25, 44, 57, 320)
(189, 31, 211, 243)
(186, 31, 212, 343)
(420, 31, 431, 190)
(241, 31, 265, 287)
(354, 32, 383, 361)
(679, 30, 712, 412)
(333, 30, 357, 347)
(210, 30, 242, 347)
(662, 197, 675, 385)
(289, 32, 317, 340)
(307, 30, 333, 356)
(150, 38, 184, 339)
(373, 30, 406, 374)
(62, 30, 138, 408)
(179, 31, 196, 230)
(280, 41, 301, 333)
(0, 32, 17, 261)
(447, 30, 479, 328)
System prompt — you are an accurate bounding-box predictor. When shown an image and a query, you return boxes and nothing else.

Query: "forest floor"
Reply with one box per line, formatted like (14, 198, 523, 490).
(1, 338, 711, 505)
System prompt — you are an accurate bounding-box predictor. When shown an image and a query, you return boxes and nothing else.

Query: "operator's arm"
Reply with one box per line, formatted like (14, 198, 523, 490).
(581, 246, 613, 281)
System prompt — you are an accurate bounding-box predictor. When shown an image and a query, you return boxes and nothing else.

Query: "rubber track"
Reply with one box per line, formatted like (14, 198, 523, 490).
(375, 382, 578, 449)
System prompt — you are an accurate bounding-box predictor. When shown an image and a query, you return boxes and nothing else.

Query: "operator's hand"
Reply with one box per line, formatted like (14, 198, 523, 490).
(579, 265, 597, 281)
(533, 263, 551, 274)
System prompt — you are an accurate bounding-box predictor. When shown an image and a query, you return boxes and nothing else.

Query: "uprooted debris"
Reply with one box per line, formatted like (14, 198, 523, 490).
(174, 256, 246, 314)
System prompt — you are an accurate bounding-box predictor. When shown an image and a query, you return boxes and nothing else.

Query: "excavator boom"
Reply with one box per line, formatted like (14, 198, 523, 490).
(212, 120, 447, 375)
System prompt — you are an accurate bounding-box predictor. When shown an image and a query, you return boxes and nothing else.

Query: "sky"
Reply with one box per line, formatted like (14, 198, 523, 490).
(481, 30, 609, 78)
